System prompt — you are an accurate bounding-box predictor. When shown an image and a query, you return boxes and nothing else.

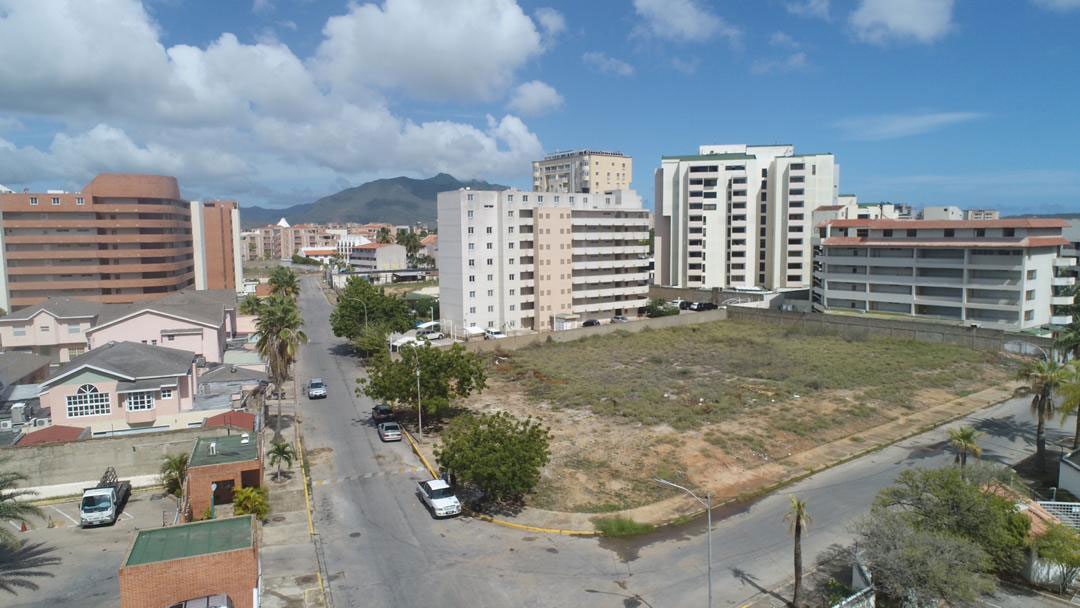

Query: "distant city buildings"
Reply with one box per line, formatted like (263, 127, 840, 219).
(811, 218, 1076, 331)
(655, 144, 839, 292)
(437, 188, 649, 333)
(0, 174, 242, 312)
(240, 221, 395, 262)
(532, 149, 633, 194)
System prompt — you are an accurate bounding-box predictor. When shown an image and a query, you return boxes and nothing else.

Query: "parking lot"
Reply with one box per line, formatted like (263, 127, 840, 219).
(7, 489, 181, 608)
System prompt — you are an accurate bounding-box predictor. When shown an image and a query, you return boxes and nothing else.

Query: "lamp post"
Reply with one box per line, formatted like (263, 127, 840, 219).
(416, 362, 423, 440)
(654, 478, 712, 608)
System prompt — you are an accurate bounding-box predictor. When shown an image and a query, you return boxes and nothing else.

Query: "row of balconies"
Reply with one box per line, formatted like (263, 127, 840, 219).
(572, 297, 649, 314)
(571, 271, 650, 284)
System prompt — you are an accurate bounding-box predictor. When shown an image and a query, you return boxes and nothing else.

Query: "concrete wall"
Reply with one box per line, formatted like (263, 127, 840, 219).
(3, 425, 234, 488)
(726, 307, 1055, 354)
(648, 285, 771, 305)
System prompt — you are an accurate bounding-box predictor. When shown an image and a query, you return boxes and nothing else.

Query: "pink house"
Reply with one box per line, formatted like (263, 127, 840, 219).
(37, 341, 202, 436)
(0, 298, 104, 363)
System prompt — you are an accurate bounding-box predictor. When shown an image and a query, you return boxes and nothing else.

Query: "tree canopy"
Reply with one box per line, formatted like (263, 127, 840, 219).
(1035, 522, 1080, 594)
(268, 266, 300, 299)
(357, 343, 486, 418)
(330, 276, 414, 339)
(434, 411, 551, 504)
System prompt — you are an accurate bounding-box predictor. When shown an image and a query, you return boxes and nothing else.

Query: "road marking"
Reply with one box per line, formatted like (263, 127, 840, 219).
(121, 511, 135, 520)
(312, 466, 426, 486)
(49, 505, 79, 526)
(9, 520, 22, 531)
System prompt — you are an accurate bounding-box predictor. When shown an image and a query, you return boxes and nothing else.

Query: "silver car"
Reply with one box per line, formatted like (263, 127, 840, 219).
(377, 422, 402, 442)
(307, 378, 327, 399)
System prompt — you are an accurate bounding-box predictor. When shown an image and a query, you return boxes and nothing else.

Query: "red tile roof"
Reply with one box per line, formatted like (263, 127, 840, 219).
(420, 234, 438, 246)
(204, 411, 256, 432)
(254, 283, 272, 297)
(816, 205, 845, 211)
(822, 236, 1070, 249)
(824, 218, 1068, 229)
(17, 425, 88, 446)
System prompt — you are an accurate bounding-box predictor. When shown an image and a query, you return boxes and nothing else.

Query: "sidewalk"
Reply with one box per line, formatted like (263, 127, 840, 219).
(416, 381, 1024, 532)
(260, 401, 329, 608)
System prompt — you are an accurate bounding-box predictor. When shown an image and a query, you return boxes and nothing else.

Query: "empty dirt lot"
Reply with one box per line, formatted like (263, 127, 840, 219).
(470, 320, 1016, 512)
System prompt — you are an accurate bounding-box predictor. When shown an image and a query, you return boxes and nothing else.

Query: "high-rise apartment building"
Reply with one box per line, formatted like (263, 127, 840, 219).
(811, 218, 1076, 330)
(192, 200, 242, 291)
(0, 174, 241, 311)
(438, 189, 650, 333)
(655, 144, 838, 291)
(532, 150, 633, 194)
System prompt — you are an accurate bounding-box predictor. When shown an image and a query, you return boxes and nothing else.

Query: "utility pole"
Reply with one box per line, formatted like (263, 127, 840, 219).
(655, 478, 712, 608)
(416, 363, 423, 440)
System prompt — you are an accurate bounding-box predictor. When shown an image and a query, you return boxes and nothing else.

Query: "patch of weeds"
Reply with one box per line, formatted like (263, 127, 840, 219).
(593, 516, 655, 537)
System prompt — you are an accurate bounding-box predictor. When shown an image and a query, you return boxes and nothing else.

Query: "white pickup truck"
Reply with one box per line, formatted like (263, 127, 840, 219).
(416, 479, 461, 518)
(80, 467, 131, 528)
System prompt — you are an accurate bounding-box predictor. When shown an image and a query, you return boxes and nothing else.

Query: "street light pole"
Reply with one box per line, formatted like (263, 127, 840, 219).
(655, 478, 712, 608)
(416, 363, 423, 440)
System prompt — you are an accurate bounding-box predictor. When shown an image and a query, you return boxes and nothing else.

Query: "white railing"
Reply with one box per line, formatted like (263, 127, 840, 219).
(1038, 501, 1080, 529)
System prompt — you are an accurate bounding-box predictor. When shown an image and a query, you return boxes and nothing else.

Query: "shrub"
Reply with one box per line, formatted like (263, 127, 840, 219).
(233, 487, 270, 520)
(593, 516, 655, 537)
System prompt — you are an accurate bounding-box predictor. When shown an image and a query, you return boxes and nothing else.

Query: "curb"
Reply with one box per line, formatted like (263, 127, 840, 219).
(401, 428, 599, 537)
(30, 483, 166, 507)
(999, 582, 1077, 607)
(295, 423, 327, 603)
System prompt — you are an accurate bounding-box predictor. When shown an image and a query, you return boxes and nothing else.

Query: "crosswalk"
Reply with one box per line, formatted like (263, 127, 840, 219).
(312, 465, 427, 487)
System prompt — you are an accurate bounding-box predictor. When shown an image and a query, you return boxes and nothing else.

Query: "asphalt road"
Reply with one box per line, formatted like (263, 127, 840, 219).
(296, 276, 1073, 607)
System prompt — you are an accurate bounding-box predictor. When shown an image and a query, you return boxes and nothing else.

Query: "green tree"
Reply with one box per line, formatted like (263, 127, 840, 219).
(268, 266, 300, 299)
(351, 322, 391, 360)
(644, 298, 677, 318)
(0, 457, 42, 547)
(874, 467, 1030, 574)
(268, 441, 296, 480)
(233, 487, 269, 520)
(946, 426, 982, 470)
(1055, 320, 1080, 362)
(396, 229, 422, 257)
(256, 295, 308, 439)
(376, 227, 392, 244)
(1035, 522, 1080, 594)
(1018, 358, 1068, 470)
(408, 295, 439, 322)
(238, 294, 263, 316)
(330, 276, 414, 340)
(159, 453, 189, 498)
(357, 343, 486, 419)
(1058, 362, 1080, 450)
(854, 510, 995, 605)
(785, 497, 810, 607)
(434, 411, 551, 504)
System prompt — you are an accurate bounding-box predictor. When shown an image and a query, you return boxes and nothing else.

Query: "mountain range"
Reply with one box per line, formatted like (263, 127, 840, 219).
(239, 173, 508, 228)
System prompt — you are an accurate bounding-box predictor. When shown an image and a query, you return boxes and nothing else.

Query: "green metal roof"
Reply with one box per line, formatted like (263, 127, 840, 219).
(661, 153, 756, 161)
(189, 434, 259, 468)
(125, 516, 252, 566)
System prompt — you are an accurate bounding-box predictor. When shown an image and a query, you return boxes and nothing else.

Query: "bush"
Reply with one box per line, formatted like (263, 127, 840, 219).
(233, 487, 270, 520)
(593, 516, 655, 537)
(644, 298, 679, 318)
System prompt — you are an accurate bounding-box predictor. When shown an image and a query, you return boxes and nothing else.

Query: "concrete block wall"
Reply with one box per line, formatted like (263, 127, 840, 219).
(119, 543, 257, 608)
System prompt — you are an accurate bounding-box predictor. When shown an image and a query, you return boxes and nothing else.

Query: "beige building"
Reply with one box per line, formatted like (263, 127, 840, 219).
(532, 150, 632, 194)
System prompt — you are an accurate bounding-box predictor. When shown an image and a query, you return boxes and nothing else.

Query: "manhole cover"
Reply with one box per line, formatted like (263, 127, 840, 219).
(271, 516, 286, 522)
(349, 532, 362, 538)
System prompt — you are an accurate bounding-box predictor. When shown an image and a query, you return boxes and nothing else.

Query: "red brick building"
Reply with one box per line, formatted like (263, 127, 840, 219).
(185, 434, 262, 521)
(118, 515, 257, 608)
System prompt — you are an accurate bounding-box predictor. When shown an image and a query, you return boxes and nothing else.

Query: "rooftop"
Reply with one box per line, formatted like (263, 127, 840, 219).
(189, 434, 259, 468)
(44, 341, 195, 387)
(0, 296, 106, 322)
(0, 352, 51, 387)
(825, 218, 1068, 230)
(661, 153, 756, 162)
(822, 236, 1070, 249)
(93, 289, 235, 328)
(125, 515, 253, 567)
(17, 424, 90, 446)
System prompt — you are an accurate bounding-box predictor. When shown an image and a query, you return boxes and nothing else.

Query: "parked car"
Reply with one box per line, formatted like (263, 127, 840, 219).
(484, 329, 507, 340)
(670, 299, 687, 310)
(582, 319, 601, 327)
(691, 301, 718, 311)
(377, 422, 403, 442)
(307, 378, 327, 399)
(611, 315, 630, 323)
(416, 479, 462, 518)
(419, 331, 445, 341)
(371, 404, 394, 422)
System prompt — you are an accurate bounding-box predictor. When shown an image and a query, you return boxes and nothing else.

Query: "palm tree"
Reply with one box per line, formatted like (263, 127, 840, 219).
(1018, 358, 1068, 470)
(268, 441, 296, 480)
(1057, 362, 1080, 450)
(785, 496, 811, 608)
(376, 227, 392, 244)
(159, 453, 189, 498)
(1056, 321, 1080, 362)
(268, 266, 300, 299)
(0, 458, 42, 547)
(396, 229, 422, 257)
(256, 295, 308, 439)
(238, 294, 263, 316)
(946, 426, 982, 471)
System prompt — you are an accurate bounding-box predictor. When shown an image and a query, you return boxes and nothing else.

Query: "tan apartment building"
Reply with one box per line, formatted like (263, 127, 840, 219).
(533, 149, 633, 194)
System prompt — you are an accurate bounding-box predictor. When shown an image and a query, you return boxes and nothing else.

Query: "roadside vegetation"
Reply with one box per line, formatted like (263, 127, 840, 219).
(255, 268, 307, 440)
(592, 516, 654, 537)
(358, 343, 486, 420)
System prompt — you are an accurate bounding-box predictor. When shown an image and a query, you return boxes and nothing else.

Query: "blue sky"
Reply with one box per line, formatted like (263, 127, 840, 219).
(0, 0, 1078, 215)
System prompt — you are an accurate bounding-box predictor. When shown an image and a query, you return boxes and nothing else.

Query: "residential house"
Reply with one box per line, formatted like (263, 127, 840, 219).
(0, 297, 104, 363)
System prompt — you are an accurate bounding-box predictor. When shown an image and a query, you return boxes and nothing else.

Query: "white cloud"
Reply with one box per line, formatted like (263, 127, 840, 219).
(786, 0, 830, 20)
(834, 111, 986, 140)
(582, 51, 635, 77)
(313, 0, 543, 102)
(671, 57, 699, 75)
(769, 32, 800, 48)
(751, 52, 809, 75)
(534, 7, 566, 37)
(632, 0, 740, 44)
(849, 0, 955, 45)
(0, 0, 546, 197)
(506, 81, 564, 116)
(252, 0, 273, 14)
(1033, 0, 1080, 9)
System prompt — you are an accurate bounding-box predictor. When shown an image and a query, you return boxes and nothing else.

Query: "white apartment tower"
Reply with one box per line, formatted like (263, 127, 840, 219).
(655, 144, 839, 291)
(438, 189, 650, 333)
(532, 150, 633, 194)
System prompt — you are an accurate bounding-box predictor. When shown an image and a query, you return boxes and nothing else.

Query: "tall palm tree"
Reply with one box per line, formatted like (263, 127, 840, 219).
(256, 295, 308, 439)
(0, 458, 42, 547)
(376, 227, 392, 244)
(268, 266, 300, 299)
(1018, 358, 1068, 470)
(1057, 362, 1080, 450)
(1056, 321, 1080, 362)
(946, 426, 982, 471)
(785, 496, 811, 608)
(238, 294, 263, 316)
(159, 453, 189, 498)
(268, 441, 296, 480)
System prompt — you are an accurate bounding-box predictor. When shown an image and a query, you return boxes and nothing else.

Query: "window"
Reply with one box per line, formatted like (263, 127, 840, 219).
(486, 227, 493, 234)
(29, 197, 38, 205)
(1027, 269, 1036, 280)
(467, 194, 474, 201)
(469, 307, 476, 314)
(487, 258, 494, 265)
(467, 210, 474, 219)
(68, 346, 85, 358)
(1026, 289, 1035, 301)
(486, 274, 493, 281)
(13, 327, 26, 336)
(68, 324, 81, 334)
(509, 289, 515, 295)
(856, 229, 869, 238)
(1003, 228, 1015, 237)
(66, 384, 110, 418)
(167, 335, 175, 341)
(944, 229, 955, 238)
(76, 197, 85, 205)
(976, 229, 986, 238)
(907, 229, 917, 237)
(509, 274, 515, 281)
(40, 325, 50, 332)
(467, 227, 474, 235)
(883, 229, 893, 237)
(469, 291, 476, 298)
(468, 243, 475, 251)
(160, 388, 173, 399)
(468, 275, 476, 282)
(508, 226, 515, 233)
(487, 305, 494, 312)
(51, 197, 60, 205)
(507, 195, 514, 203)
(486, 243, 493, 250)
(1024, 310, 1034, 321)
(126, 391, 155, 411)
(468, 259, 475, 267)
(487, 290, 494, 297)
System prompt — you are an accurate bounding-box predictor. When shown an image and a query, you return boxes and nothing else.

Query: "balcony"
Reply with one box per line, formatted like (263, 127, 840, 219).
(1053, 276, 1077, 286)
(1054, 257, 1078, 267)
(576, 245, 649, 256)
(571, 259, 650, 271)
(571, 231, 650, 241)
(1052, 315, 1073, 325)
(1053, 295, 1074, 306)
(571, 272, 650, 284)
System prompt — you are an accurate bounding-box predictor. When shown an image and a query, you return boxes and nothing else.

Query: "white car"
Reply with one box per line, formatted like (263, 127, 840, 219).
(419, 331, 445, 341)
(377, 422, 402, 442)
(307, 378, 327, 399)
(416, 479, 461, 518)
(484, 329, 507, 340)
